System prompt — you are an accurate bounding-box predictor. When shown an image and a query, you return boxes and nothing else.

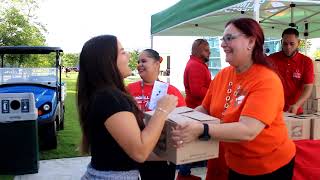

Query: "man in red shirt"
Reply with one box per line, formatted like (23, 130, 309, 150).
(183, 39, 212, 108)
(177, 39, 211, 180)
(268, 28, 314, 114)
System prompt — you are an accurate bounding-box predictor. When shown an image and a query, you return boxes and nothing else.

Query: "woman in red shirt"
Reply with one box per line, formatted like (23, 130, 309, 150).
(127, 49, 185, 180)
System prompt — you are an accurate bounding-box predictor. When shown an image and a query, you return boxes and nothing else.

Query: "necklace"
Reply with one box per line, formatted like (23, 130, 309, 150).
(222, 81, 241, 116)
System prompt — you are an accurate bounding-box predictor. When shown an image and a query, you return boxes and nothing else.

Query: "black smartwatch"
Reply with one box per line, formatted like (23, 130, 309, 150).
(198, 123, 211, 141)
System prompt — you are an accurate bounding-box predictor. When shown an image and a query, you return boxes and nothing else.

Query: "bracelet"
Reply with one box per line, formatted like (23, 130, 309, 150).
(156, 107, 169, 114)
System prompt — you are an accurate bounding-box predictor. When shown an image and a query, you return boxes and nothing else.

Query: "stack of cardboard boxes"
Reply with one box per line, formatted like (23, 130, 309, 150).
(302, 60, 320, 113)
(284, 112, 320, 140)
(285, 60, 320, 141)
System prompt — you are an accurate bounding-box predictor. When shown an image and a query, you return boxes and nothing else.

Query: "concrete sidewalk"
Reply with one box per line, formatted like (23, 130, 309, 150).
(14, 157, 207, 180)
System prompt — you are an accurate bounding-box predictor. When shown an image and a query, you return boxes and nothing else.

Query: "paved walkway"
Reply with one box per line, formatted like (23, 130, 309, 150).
(14, 157, 207, 180)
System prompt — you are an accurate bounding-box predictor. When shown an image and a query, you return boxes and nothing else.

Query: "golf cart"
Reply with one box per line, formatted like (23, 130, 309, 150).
(0, 46, 66, 150)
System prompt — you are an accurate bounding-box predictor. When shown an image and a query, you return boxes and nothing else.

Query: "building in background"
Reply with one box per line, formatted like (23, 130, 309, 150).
(264, 38, 281, 55)
(207, 37, 223, 77)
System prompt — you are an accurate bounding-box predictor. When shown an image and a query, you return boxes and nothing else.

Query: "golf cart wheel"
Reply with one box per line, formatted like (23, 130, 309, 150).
(43, 121, 57, 150)
(59, 106, 65, 130)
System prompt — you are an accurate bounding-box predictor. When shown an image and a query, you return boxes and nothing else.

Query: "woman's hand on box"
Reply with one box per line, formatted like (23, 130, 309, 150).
(171, 121, 203, 147)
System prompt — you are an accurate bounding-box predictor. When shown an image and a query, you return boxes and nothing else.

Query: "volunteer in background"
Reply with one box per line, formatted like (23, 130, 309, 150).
(268, 28, 314, 115)
(180, 38, 226, 180)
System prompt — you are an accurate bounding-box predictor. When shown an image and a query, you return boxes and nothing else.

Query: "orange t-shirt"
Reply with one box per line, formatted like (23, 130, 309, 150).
(202, 64, 296, 175)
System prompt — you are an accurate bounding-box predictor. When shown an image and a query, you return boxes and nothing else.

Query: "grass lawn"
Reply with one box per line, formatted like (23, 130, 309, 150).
(40, 72, 82, 160)
(0, 176, 13, 180)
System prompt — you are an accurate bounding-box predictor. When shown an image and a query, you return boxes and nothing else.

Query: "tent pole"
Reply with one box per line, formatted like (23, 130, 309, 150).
(304, 23, 309, 56)
(1, 54, 3, 68)
(304, 36, 308, 56)
(253, 0, 260, 22)
(151, 35, 154, 49)
(291, 5, 294, 25)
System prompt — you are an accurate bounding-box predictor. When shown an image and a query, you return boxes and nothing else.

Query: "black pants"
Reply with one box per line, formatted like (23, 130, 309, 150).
(229, 157, 295, 180)
(138, 161, 176, 180)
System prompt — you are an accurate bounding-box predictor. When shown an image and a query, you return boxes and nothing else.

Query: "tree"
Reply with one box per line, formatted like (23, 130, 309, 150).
(0, 8, 45, 46)
(0, 0, 46, 36)
(129, 50, 139, 71)
(63, 53, 79, 67)
(314, 49, 320, 60)
(0, 0, 45, 30)
(0, 0, 47, 67)
(299, 39, 312, 53)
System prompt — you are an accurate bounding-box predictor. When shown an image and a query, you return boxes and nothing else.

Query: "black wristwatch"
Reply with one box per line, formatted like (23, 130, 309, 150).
(198, 123, 211, 141)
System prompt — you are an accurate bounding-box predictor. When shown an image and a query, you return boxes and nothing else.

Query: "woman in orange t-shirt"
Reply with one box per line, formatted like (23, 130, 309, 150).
(172, 18, 296, 179)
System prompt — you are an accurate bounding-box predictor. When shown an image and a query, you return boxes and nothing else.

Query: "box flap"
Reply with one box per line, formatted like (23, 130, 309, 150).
(181, 111, 218, 121)
(144, 106, 193, 116)
(167, 114, 198, 124)
(283, 112, 295, 117)
(171, 106, 194, 114)
(313, 113, 320, 117)
(144, 106, 220, 124)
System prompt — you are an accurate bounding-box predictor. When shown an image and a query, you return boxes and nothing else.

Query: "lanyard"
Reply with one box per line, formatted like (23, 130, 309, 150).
(140, 79, 160, 112)
(140, 80, 148, 112)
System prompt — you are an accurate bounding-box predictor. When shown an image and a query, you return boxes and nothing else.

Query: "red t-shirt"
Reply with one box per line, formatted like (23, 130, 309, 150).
(268, 51, 314, 114)
(202, 64, 296, 175)
(127, 81, 186, 111)
(183, 55, 211, 108)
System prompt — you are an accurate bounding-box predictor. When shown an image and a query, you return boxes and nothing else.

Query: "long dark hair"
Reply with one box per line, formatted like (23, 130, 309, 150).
(77, 35, 143, 154)
(226, 18, 271, 68)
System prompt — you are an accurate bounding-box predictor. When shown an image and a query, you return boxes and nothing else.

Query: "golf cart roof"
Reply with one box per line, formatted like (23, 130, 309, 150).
(0, 46, 63, 54)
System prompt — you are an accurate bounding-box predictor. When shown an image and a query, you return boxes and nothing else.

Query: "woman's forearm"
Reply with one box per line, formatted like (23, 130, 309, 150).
(209, 116, 265, 142)
(209, 122, 255, 142)
(139, 109, 168, 160)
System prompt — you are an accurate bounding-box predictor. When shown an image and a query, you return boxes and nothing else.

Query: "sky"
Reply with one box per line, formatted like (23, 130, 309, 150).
(38, 0, 180, 53)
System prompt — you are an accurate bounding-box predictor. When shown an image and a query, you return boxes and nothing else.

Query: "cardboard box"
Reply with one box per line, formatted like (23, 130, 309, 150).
(284, 115, 311, 140)
(313, 99, 320, 112)
(311, 85, 320, 99)
(302, 99, 316, 114)
(283, 112, 295, 117)
(308, 99, 314, 110)
(311, 113, 320, 140)
(302, 101, 308, 111)
(306, 109, 316, 114)
(314, 60, 320, 73)
(144, 106, 220, 165)
(315, 73, 320, 85)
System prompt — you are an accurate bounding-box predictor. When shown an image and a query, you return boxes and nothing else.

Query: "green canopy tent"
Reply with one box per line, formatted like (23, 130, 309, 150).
(151, 0, 320, 40)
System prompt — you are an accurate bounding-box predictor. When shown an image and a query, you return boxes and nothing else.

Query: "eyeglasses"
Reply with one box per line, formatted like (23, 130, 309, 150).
(220, 33, 245, 43)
